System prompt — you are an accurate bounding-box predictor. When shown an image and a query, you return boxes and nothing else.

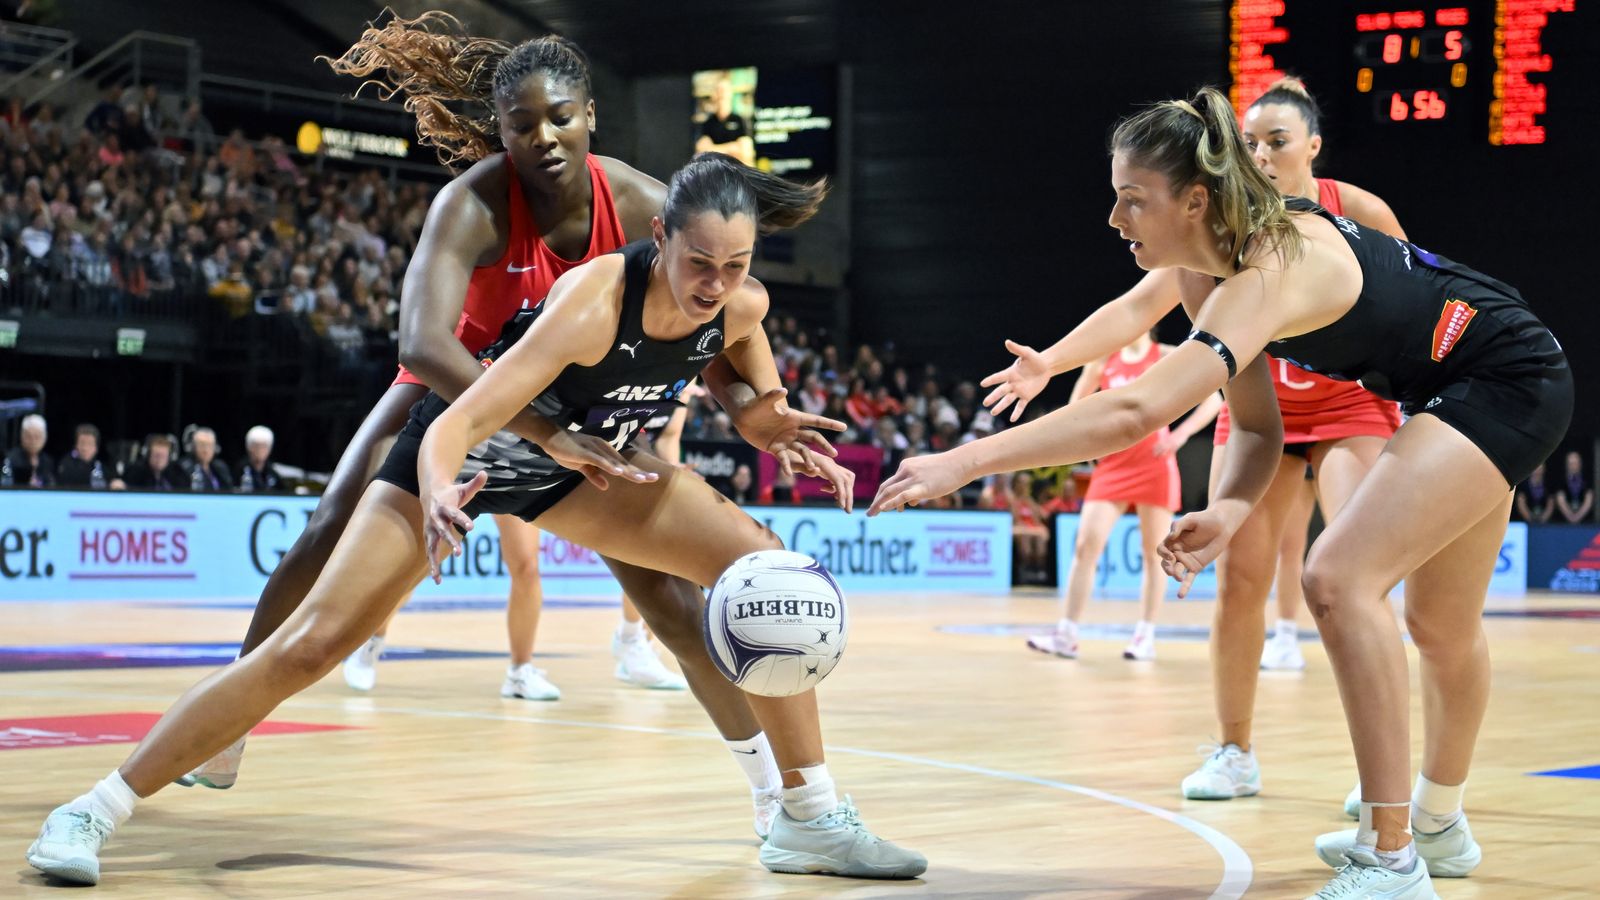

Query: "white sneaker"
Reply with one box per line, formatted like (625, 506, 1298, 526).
(174, 735, 246, 789)
(754, 786, 784, 840)
(1308, 846, 1437, 899)
(612, 632, 688, 690)
(27, 804, 114, 885)
(1345, 782, 1361, 819)
(760, 795, 927, 879)
(1123, 630, 1156, 661)
(1261, 630, 1306, 670)
(342, 636, 384, 692)
(501, 663, 560, 701)
(1026, 626, 1078, 659)
(1181, 743, 1261, 800)
(1316, 813, 1481, 877)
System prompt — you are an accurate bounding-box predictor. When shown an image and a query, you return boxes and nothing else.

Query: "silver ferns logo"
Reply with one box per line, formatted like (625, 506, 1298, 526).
(690, 328, 723, 361)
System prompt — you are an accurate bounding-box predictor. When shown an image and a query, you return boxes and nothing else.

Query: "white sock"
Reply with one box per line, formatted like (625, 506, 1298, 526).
(617, 618, 644, 641)
(1274, 618, 1297, 638)
(780, 763, 836, 821)
(1057, 618, 1078, 636)
(1134, 620, 1154, 639)
(1374, 842, 1418, 872)
(726, 733, 781, 793)
(69, 771, 138, 827)
(1411, 773, 1464, 834)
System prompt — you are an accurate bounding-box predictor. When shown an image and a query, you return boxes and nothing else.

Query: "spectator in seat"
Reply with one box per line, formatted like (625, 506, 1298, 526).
(727, 464, 756, 505)
(1008, 471, 1052, 584)
(123, 434, 187, 491)
(1515, 462, 1553, 524)
(182, 426, 233, 493)
(56, 423, 119, 489)
(2, 413, 55, 487)
(1557, 451, 1594, 524)
(236, 425, 285, 493)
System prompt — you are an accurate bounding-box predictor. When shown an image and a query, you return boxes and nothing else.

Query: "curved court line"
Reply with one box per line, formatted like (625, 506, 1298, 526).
(3, 688, 1252, 897)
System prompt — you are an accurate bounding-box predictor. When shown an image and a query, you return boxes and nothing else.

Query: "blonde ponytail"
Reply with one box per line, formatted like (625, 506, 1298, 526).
(1111, 86, 1302, 268)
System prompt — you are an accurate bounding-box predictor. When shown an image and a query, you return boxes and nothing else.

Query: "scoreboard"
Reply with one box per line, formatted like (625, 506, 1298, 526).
(1228, 1, 1592, 146)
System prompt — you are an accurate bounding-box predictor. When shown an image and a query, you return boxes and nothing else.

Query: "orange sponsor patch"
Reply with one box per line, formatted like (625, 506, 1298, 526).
(1431, 298, 1477, 362)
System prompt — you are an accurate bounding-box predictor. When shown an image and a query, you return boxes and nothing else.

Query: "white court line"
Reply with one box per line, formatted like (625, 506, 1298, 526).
(3, 688, 1253, 898)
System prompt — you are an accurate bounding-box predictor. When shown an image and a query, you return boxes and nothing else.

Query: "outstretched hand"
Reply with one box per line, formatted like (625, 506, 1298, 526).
(781, 447, 857, 513)
(539, 430, 659, 490)
(867, 452, 969, 516)
(424, 470, 488, 584)
(731, 387, 846, 478)
(979, 339, 1052, 423)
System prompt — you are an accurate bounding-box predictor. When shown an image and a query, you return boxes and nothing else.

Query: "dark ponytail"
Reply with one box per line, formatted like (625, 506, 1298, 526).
(321, 10, 594, 168)
(662, 153, 828, 236)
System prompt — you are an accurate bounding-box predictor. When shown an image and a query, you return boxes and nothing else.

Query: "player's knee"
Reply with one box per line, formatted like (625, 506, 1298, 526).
(1300, 551, 1356, 620)
(269, 622, 361, 687)
(1402, 607, 1480, 658)
(1072, 534, 1104, 563)
(504, 553, 540, 585)
(1217, 563, 1273, 614)
(629, 577, 707, 657)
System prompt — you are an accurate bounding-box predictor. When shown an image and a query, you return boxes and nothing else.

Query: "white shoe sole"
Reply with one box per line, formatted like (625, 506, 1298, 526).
(1182, 781, 1260, 800)
(501, 690, 559, 701)
(1316, 836, 1481, 877)
(1025, 639, 1077, 659)
(27, 850, 99, 885)
(613, 663, 687, 690)
(174, 772, 236, 789)
(759, 847, 926, 879)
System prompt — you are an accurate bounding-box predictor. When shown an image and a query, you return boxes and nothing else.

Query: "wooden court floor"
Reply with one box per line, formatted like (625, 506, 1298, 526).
(3, 590, 1596, 898)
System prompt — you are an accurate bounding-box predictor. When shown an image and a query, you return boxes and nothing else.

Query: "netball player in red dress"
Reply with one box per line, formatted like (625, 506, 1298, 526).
(984, 79, 1414, 808)
(1026, 331, 1220, 660)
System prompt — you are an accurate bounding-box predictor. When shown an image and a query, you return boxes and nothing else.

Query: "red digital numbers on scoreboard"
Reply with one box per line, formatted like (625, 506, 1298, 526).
(1229, 0, 1290, 115)
(1489, 0, 1578, 146)
(1384, 89, 1449, 120)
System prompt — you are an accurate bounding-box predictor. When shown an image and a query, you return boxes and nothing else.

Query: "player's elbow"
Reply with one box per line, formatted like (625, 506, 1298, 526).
(1114, 394, 1168, 450)
(398, 334, 449, 383)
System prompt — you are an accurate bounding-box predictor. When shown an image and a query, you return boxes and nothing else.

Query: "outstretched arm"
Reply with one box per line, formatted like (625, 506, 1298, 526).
(982, 269, 1183, 420)
(1155, 391, 1225, 457)
(873, 271, 1284, 517)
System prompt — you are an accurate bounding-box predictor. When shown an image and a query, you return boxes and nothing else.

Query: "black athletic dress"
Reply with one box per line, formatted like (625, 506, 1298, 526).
(375, 240, 726, 521)
(1256, 199, 1570, 485)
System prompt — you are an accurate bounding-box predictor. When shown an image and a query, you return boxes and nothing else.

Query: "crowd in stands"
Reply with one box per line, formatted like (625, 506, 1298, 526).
(0, 81, 1110, 576)
(2, 413, 292, 493)
(0, 84, 431, 368)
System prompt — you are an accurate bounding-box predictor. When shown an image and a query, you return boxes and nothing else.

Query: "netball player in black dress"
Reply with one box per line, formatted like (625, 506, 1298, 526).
(870, 88, 1569, 899)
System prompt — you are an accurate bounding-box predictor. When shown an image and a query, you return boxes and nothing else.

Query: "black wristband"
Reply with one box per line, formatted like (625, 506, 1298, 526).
(1186, 329, 1237, 379)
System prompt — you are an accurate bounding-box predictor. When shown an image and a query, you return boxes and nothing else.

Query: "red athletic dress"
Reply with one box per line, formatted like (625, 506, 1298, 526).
(1212, 178, 1402, 446)
(393, 154, 628, 386)
(1084, 341, 1181, 510)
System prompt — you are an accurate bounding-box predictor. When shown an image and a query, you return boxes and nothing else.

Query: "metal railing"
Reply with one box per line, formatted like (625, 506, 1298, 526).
(0, 21, 77, 95)
(2, 267, 205, 322)
(24, 31, 200, 109)
(200, 72, 401, 121)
